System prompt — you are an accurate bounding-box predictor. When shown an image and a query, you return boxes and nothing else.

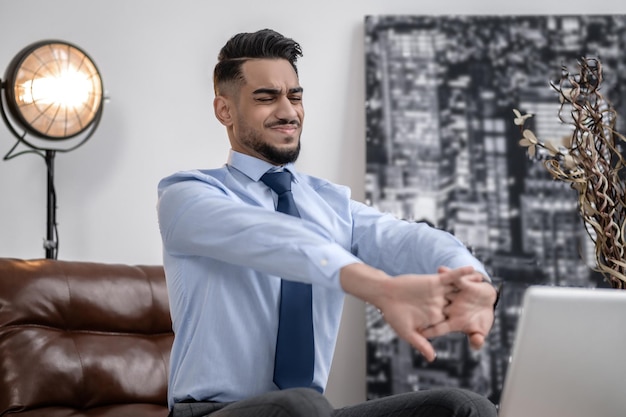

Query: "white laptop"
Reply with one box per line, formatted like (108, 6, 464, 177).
(498, 285, 626, 417)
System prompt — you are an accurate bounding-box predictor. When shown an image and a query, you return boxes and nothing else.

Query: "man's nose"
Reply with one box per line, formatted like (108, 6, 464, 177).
(275, 96, 299, 121)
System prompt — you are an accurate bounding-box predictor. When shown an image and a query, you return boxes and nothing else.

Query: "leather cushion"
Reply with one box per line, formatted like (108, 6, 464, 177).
(0, 258, 172, 416)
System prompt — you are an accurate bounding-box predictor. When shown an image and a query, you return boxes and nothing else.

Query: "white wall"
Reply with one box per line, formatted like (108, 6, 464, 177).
(1, 0, 624, 407)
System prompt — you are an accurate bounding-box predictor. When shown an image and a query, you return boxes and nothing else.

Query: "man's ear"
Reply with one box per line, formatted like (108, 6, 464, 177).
(214, 96, 233, 126)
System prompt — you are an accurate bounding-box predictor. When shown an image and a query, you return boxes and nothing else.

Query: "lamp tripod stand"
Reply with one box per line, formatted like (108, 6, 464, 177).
(0, 40, 104, 259)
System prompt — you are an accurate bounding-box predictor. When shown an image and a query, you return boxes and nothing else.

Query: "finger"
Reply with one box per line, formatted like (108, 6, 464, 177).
(407, 331, 437, 362)
(442, 303, 454, 317)
(444, 291, 460, 303)
(438, 266, 459, 294)
(421, 319, 455, 339)
(439, 266, 475, 286)
(452, 273, 486, 291)
(443, 283, 458, 297)
(436, 267, 457, 292)
(464, 273, 485, 284)
(419, 306, 447, 329)
(468, 332, 485, 350)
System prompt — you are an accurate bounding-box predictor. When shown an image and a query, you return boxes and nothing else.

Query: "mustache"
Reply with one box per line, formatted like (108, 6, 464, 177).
(266, 119, 301, 128)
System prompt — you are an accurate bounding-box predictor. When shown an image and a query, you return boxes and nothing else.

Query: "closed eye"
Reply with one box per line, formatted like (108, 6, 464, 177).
(253, 87, 303, 104)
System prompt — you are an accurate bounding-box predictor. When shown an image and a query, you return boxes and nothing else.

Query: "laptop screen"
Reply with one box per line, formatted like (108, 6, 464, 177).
(498, 285, 626, 417)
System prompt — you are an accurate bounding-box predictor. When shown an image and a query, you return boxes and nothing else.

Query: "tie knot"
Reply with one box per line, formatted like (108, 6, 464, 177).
(261, 171, 293, 195)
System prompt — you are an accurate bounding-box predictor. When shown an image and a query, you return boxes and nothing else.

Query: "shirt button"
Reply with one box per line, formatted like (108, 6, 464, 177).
(320, 259, 328, 266)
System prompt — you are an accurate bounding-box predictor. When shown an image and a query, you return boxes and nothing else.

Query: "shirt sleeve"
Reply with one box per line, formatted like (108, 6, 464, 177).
(157, 175, 360, 290)
(349, 199, 490, 279)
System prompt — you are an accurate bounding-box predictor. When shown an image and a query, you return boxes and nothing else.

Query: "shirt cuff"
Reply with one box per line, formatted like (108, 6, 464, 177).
(299, 243, 362, 291)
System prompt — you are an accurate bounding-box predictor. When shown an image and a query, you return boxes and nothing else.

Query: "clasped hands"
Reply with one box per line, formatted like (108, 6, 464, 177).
(374, 266, 497, 363)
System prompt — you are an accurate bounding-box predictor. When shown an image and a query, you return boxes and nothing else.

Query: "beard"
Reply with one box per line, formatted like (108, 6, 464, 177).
(238, 121, 301, 165)
(255, 140, 301, 165)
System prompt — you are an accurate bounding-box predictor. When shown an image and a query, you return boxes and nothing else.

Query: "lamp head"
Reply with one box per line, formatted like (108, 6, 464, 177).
(2, 40, 103, 144)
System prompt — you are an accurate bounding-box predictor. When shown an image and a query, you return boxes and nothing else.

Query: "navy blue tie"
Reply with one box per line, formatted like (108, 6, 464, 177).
(260, 171, 314, 390)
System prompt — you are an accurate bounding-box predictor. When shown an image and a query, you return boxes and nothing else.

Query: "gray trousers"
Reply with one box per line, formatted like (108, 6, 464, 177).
(170, 387, 497, 417)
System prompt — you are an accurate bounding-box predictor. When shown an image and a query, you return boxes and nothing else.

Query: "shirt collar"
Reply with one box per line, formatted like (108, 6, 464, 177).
(226, 149, 298, 182)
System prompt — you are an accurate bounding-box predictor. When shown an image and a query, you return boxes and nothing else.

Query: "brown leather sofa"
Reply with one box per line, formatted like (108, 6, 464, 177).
(0, 258, 173, 417)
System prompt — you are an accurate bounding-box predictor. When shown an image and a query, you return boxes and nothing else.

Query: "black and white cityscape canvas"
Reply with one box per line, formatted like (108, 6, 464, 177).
(364, 15, 626, 405)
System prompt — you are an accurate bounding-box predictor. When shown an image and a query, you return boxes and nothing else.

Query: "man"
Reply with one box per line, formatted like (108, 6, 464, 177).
(157, 29, 498, 417)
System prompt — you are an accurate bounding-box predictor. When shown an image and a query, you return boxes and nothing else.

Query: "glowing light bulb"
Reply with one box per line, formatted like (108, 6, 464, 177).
(20, 69, 93, 110)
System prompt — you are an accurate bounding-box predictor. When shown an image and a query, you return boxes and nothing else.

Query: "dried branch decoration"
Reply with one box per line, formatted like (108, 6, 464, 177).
(514, 57, 626, 289)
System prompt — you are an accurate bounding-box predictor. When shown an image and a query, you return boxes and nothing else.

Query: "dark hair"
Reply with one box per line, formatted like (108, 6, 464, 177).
(213, 29, 303, 95)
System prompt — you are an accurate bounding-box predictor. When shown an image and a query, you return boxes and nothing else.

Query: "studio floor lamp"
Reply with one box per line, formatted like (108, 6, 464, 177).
(0, 40, 104, 259)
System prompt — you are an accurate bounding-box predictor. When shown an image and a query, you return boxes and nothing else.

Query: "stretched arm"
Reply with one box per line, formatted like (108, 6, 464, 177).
(158, 175, 359, 289)
(350, 200, 489, 277)
(347, 201, 497, 356)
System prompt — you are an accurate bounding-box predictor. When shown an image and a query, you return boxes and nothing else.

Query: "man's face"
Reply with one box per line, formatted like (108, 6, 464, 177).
(225, 59, 304, 165)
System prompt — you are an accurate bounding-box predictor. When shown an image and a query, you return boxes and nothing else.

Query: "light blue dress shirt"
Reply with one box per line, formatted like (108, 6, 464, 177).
(157, 150, 489, 407)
